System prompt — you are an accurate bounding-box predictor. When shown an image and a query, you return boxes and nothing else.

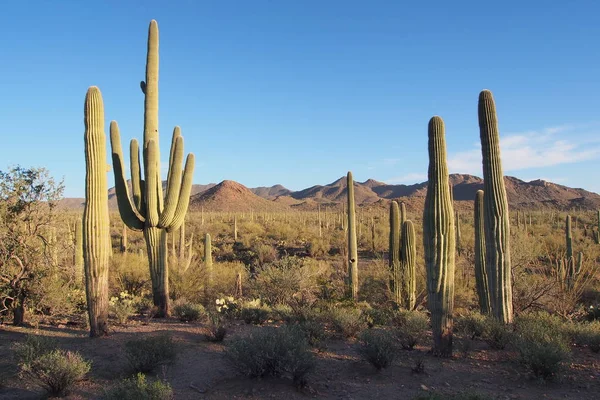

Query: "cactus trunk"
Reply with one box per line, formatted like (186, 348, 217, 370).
(83, 86, 110, 337)
(347, 171, 358, 300)
(478, 90, 513, 324)
(401, 220, 416, 310)
(474, 190, 491, 314)
(423, 116, 455, 356)
(145, 227, 169, 314)
(389, 201, 401, 304)
(74, 217, 83, 284)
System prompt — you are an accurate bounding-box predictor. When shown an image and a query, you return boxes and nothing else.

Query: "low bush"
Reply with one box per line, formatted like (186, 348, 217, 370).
(481, 317, 512, 350)
(455, 311, 487, 340)
(225, 325, 315, 386)
(109, 291, 137, 324)
(125, 334, 177, 373)
(13, 334, 58, 366)
(102, 373, 173, 400)
(393, 310, 429, 350)
(358, 329, 398, 370)
(203, 314, 228, 343)
(328, 306, 368, 338)
(572, 321, 600, 353)
(240, 299, 271, 325)
(172, 299, 206, 322)
(21, 350, 90, 397)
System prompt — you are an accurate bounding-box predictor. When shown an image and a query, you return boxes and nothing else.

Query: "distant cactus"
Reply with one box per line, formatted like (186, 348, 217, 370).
(566, 215, 573, 262)
(478, 89, 513, 324)
(455, 211, 462, 256)
(347, 171, 358, 300)
(109, 20, 195, 317)
(205, 233, 213, 284)
(120, 223, 128, 253)
(389, 201, 401, 304)
(423, 116, 455, 356)
(474, 190, 490, 314)
(83, 86, 110, 337)
(401, 220, 416, 310)
(74, 217, 83, 284)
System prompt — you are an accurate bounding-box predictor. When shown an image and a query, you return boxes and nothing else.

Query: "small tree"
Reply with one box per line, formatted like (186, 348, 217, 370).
(0, 166, 63, 325)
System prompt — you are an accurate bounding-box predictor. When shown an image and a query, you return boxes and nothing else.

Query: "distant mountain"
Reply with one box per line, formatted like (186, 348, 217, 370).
(58, 174, 600, 211)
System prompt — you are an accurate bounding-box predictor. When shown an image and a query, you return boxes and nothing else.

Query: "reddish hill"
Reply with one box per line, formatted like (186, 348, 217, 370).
(189, 180, 288, 212)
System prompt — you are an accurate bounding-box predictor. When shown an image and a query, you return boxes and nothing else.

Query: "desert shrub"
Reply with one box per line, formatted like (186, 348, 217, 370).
(215, 296, 240, 319)
(364, 306, 396, 327)
(109, 291, 136, 324)
(252, 256, 326, 306)
(306, 237, 330, 257)
(481, 317, 512, 350)
(210, 261, 248, 299)
(172, 299, 206, 322)
(455, 311, 487, 340)
(358, 329, 398, 370)
(514, 312, 571, 380)
(13, 334, 58, 366)
(571, 321, 600, 352)
(203, 314, 227, 343)
(253, 242, 278, 266)
(110, 252, 151, 297)
(240, 299, 271, 325)
(21, 350, 90, 397)
(225, 325, 315, 386)
(393, 310, 429, 350)
(328, 306, 368, 338)
(102, 373, 173, 400)
(125, 334, 177, 373)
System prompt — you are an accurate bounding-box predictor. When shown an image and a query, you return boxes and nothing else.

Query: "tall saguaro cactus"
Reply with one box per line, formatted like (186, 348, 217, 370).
(347, 171, 358, 300)
(83, 86, 111, 337)
(423, 116, 455, 356)
(478, 90, 513, 324)
(110, 20, 195, 317)
(474, 190, 490, 314)
(389, 201, 401, 304)
(401, 220, 416, 310)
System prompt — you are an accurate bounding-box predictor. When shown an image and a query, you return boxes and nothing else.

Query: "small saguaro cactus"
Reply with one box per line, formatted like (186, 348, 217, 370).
(347, 171, 358, 300)
(423, 116, 455, 356)
(120, 223, 128, 253)
(205, 233, 213, 285)
(474, 190, 491, 314)
(109, 20, 195, 317)
(389, 201, 401, 304)
(83, 86, 111, 337)
(74, 217, 83, 284)
(478, 89, 513, 324)
(401, 220, 416, 310)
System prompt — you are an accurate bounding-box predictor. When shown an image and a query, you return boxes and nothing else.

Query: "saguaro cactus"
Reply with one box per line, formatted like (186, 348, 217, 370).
(478, 89, 513, 324)
(205, 233, 213, 284)
(389, 201, 401, 304)
(109, 20, 195, 317)
(401, 220, 416, 310)
(474, 190, 491, 314)
(120, 223, 128, 253)
(347, 171, 358, 300)
(83, 86, 111, 337)
(455, 211, 462, 256)
(74, 217, 83, 284)
(423, 116, 455, 356)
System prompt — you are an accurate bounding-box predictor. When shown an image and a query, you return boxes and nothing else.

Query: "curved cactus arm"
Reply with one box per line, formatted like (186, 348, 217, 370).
(109, 121, 145, 231)
(130, 139, 145, 215)
(158, 135, 184, 228)
(166, 126, 181, 188)
(165, 153, 195, 232)
(145, 139, 160, 227)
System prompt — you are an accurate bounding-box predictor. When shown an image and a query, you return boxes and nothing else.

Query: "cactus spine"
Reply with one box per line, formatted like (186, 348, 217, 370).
(347, 171, 358, 300)
(389, 201, 401, 304)
(401, 220, 416, 310)
(109, 20, 195, 317)
(474, 190, 491, 314)
(478, 90, 513, 324)
(83, 86, 110, 337)
(423, 116, 455, 356)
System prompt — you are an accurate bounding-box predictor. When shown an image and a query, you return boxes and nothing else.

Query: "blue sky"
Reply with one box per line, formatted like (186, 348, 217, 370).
(1, 1, 599, 197)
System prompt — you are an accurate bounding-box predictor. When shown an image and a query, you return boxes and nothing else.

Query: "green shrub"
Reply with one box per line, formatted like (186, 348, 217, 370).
(172, 300, 206, 322)
(240, 299, 271, 325)
(572, 321, 600, 353)
(295, 319, 329, 348)
(455, 312, 487, 340)
(13, 334, 58, 366)
(102, 373, 173, 400)
(225, 325, 315, 386)
(22, 350, 90, 397)
(125, 334, 177, 373)
(364, 306, 396, 327)
(203, 314, 228, 343)
(482, 317, 512, 350)
(394, 310, 429, 350)
(358, 329, 398, 370)
(306, 237, 330, 257)
(328, 307, 368, 338)
(514, 312, 571, 380)
(109, 291, 137, 324)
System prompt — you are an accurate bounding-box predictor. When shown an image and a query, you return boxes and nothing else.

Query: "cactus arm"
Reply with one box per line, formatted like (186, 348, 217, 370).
(145, 139, 160, 227)
(158, 135, 184, 228)
(130, 139, 145, 215)
(166, 126, 181, 188)
(165, 153, 195, 232)
(109, 121, 145, 231)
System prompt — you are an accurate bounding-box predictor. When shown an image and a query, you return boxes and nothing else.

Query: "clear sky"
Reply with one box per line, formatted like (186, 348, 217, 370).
(1, 1, 599, 197)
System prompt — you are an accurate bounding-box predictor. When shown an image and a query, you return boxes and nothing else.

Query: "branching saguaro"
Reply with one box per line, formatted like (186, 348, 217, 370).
(478, 90, 512, 323)
(423, 116, 455, 356)
(83, 86, 111, 337)
(109, 20, 195, 317)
